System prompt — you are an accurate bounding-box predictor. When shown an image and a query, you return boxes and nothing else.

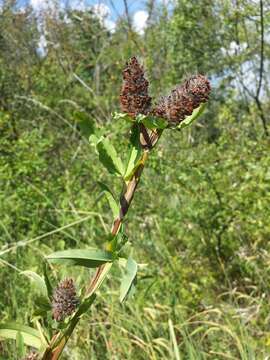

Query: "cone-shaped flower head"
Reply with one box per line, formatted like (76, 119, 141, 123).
(120, 56, 152, 117)
(153, 75, 211, 126)
(52, 278, 79, 322)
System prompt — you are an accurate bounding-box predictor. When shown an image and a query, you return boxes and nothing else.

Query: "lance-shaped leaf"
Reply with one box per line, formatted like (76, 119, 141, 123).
(16, 331, 25, 358)
(111, 112, 133, 123)
(177, 103, 206, 130)
(124, 125, 143, 180)
(47, 249, 113, 268)
(43, 262, 53, 299)
(0, 323, 42, 349)
(136, 114, 168, 130)
(119, 257, 138, 303)
(96, 137, 125, 177)
(168, 319, 181, 360)
(86, 262, 113, 298)
(97, 181, 119, 218)
(106, 224, 128, 253)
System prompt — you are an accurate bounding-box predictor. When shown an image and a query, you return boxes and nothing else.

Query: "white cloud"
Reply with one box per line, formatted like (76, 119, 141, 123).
(30, 0, 56, 13)
(91, 3, 115, 32)
(160, 0, 172, 5)
(92, 3, 110, 19)
(67, 0, 89, 12)
(133, 10, 148, 35)
(104, 19, 116, 32)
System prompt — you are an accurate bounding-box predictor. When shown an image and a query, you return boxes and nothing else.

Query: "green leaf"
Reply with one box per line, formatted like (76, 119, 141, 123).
(115, 225, 128, 252)
(0, 323, 42, 349)
(96, 137, 125, 176)
(20, 271, 47, 297)
(136, 114, 168, 130)
(73, 111, 95, 139)
(47, 249, 113, 268)
(106, 224, 128, 253)
(168, 319, 181, 360)
(86, 262, 113, 298)
(16, 331, 25, 358)
(35, 296, 51, 312)
(112, 112, 133, 123)
(97, 181, 119, 218)
(43, 262, 53, 300)
(125, 125, 143, 180)
(119, 257, 138, 303)
(177, 103, 206, 129)
(89, 134, 100, 146)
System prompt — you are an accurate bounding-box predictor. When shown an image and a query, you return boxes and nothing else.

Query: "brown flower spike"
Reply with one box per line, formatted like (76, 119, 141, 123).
(52, 278, 79, 322)
(153, 74, 211, 126)
(120, 57, 152, 117)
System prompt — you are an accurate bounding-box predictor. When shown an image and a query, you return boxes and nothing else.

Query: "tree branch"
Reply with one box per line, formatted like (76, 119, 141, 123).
(256, 0, 264, 100)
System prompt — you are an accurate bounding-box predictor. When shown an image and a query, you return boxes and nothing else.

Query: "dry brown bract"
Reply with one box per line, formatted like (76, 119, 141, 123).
(52, 278, 79, 322)
(153, 74, 211, 126)
(120, 57, 152, 118)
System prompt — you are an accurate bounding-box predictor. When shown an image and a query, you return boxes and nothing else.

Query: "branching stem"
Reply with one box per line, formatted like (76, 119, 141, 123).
(41, 126, 161, 360)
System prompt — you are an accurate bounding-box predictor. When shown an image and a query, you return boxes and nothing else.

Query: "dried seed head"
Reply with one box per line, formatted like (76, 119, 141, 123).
(52, 278, 79, 322)
(120, 56, 152, 117)
(153, 74, 211, 126)
(23, 352, 39, 360)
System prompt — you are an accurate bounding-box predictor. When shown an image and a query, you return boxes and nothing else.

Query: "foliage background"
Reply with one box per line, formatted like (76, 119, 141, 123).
(0, 0, 270, 358)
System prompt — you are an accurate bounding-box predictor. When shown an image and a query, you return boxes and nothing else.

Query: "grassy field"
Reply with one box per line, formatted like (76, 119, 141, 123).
(1, 112, 270, 359)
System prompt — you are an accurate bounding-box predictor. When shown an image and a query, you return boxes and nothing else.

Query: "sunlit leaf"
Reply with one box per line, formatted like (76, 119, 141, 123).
(89, 134, 100, 146)
(106, 224, 128, 253)
(43, 262, 53, 300)
(47, 249, 113, 268)
(16, 331, 25, 358)
(96, 137, 125, 176)
(177, 103, 206, 129)
(0, 323, 42, 349)
(97, 181, 119, 218)
(112, 112, 133, 122)
(125, 125, 143, 180)
(119, 257, 137, 303)
(136, 114, 168, 130)
(168, 319, 181, 360)
(86, 262, 113, 298)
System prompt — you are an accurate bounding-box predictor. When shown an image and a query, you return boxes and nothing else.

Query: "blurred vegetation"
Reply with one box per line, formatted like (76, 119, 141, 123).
(0, 0, 270, 358)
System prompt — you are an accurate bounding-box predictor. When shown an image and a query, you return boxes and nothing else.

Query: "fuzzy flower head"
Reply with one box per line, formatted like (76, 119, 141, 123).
(52, 278, 79, 322)
(153, 74, 211, 126)
(120, 56, 152, 117)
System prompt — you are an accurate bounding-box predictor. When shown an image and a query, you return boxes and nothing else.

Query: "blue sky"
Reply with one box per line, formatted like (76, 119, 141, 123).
(18, 0, 151, 34)
(85, 0, 146, 17)
(13, 0, 150, 55)
(19, 0, 147, 19)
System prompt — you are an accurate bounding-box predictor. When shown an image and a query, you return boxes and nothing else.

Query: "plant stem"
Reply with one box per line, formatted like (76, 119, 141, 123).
(41, 126, 161, 360)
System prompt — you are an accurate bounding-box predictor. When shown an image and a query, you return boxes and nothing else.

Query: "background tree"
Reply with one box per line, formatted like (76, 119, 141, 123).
(0, 0, 270, 358)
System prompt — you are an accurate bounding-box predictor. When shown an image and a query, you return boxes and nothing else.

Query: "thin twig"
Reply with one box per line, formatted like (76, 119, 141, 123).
(256, 0, 264, 100)
(254, 0, 268, 135)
